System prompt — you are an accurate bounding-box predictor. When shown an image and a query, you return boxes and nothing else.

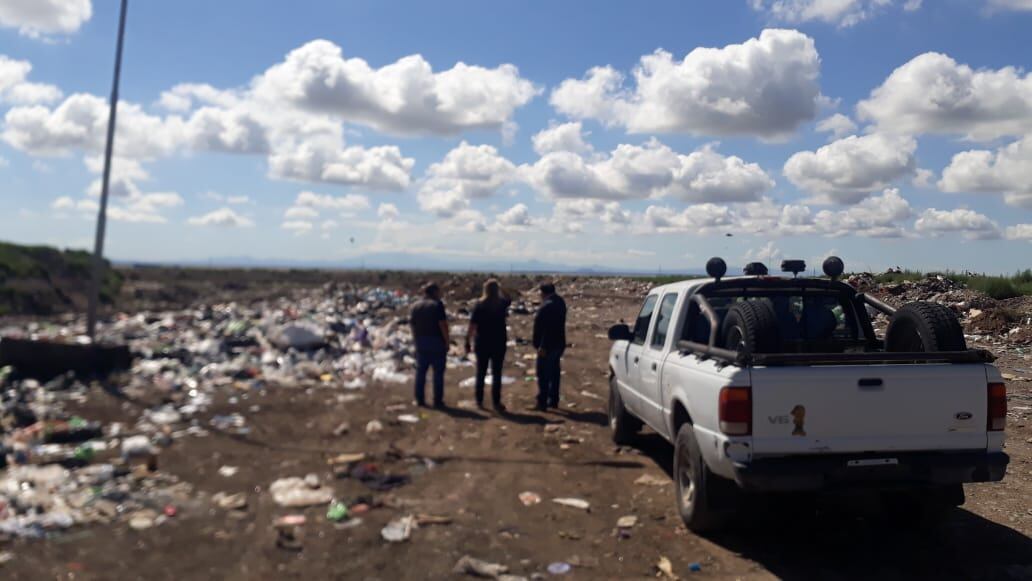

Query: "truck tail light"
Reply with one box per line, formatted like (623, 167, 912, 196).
(719, 386, 751, 436)
(988, 382, 1007, 432)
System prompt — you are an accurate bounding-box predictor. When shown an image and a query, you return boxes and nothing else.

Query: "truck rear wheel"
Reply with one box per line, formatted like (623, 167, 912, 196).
(885, 302, 967, 352)
(674, 424, 729, 532)
(608, 375, 642, 445)
(721, 300, 781, 353)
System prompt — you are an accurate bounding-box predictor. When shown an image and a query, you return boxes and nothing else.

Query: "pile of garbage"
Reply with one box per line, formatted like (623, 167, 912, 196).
(0, 284, 469, 540)
(848, 273, 1032, 347)
(0, 365, 201, 539)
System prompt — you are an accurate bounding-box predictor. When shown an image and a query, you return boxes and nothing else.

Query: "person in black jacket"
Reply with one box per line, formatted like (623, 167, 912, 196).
(532, 282, 567, 411)
(464, 279, 512, 412)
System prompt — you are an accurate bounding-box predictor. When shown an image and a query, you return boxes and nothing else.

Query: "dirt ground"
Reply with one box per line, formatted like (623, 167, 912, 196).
(4, 274, 1032, 580)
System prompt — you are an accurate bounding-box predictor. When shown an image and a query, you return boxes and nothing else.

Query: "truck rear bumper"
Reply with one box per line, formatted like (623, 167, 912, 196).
(732, 451, 1009, 492)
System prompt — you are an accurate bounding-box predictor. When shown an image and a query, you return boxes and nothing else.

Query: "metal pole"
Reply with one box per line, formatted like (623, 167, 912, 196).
(87, 0, 129, 342)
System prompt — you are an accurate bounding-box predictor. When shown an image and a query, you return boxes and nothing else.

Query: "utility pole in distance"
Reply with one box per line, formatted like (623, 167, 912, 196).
(87, 0, 129, 342)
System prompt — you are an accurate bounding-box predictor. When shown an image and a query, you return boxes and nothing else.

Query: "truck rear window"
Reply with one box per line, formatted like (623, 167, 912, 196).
(682, 291, 867, 353)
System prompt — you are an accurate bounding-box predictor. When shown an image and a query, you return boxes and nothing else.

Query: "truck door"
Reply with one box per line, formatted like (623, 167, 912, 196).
(622, 294, 658, 416)
(637, 292, 679, 431)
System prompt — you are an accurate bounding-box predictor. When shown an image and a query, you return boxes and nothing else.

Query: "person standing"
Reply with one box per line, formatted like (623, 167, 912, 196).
(533, 282, 567, 411)
(465, 279, 512, 412)
(409, 282, 449, 408)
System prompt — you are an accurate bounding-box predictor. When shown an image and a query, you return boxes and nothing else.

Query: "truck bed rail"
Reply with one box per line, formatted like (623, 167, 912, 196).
(675, 340, 995, 367)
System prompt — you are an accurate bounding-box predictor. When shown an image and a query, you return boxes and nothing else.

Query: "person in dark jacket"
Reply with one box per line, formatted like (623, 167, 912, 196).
(464, 279, 512, 412)
(409, 282, 450, 408)
(532, 282, 567, 411)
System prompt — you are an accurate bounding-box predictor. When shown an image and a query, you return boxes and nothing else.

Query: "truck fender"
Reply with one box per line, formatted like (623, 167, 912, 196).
(668, 395, 693, 442)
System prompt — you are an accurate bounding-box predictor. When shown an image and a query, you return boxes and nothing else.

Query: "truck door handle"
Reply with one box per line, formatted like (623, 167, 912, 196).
(858, 378, 883, 389)
(651, 362, 657, 371)
(633, 356, 639, 364)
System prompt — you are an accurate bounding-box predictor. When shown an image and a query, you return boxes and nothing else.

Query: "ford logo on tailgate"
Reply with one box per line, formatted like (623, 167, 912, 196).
(955, 412, 973, 420)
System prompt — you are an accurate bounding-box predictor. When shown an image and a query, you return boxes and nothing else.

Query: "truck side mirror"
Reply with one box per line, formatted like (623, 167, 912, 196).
(608, 324, 633, 341)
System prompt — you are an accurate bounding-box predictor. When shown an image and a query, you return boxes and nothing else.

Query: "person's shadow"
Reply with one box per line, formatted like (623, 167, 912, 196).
(437, 406, 489, 421)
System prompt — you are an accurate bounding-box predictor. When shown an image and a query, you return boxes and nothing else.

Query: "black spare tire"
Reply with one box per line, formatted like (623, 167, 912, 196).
(721, 300, 781, 353)
(885, 302, 967, 352)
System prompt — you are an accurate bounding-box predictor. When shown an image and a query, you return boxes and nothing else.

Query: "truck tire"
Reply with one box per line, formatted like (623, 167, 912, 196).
(721, 300, 781, 353)
(608, 375, 642, 445)
(885, 302, 966, 352)
(673, 424, 728, 532)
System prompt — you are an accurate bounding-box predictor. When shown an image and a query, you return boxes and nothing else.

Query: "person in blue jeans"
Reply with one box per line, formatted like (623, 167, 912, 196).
(409, 283, 450, 408)
(532, 282, 567, 411)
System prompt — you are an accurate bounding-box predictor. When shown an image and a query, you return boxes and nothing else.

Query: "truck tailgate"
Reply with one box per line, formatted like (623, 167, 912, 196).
(751, 363, 988, 455)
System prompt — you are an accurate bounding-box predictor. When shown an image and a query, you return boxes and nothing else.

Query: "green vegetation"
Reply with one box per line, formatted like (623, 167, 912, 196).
(871, 268, 1032, 300)
(0, 241, 123, 315)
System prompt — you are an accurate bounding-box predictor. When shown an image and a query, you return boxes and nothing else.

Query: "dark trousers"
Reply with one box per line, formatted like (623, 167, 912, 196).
(414, 336, 446, 405)
(474, 345, 506, 406)
(536, 349, 563, 408)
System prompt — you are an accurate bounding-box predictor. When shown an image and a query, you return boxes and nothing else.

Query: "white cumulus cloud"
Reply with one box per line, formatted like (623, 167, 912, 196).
(0, 0, 92, 38)
(939, 135, 1032, 208)
(417, 141, 518, 216)
(188, 207, 255, 228)
(524, 140, 773, 202)
(252, 39, 539, 136)
(550, 29, 821, 138)
(748, 0, 901, 28)
(914, 208, 1002, 240)
(783, 133, 916, 203)
(857, 52, 1032, 141)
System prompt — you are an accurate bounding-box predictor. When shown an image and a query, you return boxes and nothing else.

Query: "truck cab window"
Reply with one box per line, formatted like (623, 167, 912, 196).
(632, 295, 658, 345)
(651, 294, 679, 349)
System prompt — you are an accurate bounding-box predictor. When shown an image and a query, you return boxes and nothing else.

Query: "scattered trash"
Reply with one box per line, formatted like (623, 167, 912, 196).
(458, 375, 516, 388)
(397, 414, 420, 424)
(213, 492, 248, 511)
(415, 513, 452, 526)
(128, 511, 157, 530)
(328, 452, 366, 465)
(453, 555, 509, 578)
(365, 420, 384, 435)
(552, 498, 590, 511)
(518, 491, 542, 506)
(326, 501, 349, 522)
(657, 556, 676, 579)
(616, 515, 637, 529)
(269, 476, 334, 507)
(267, 322, 325, 351)
(634, 474, 669, 486)
(343, 463, 411, 491)
(547, 562, 572, 575)
(688, 562, 702, 573)
(218, 465, 239, 477)
(273, 514, 307, 528)
(332, 422, 351, 436)
(274, 515, 306, 552)
(381, 515, 416, 542)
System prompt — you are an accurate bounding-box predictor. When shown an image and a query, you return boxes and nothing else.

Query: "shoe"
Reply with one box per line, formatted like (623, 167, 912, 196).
(433, 401, 446, 410)
(476, 400, 486, 410)
(529, 404, 547, 412)
(493, 402, 508, 414)
(415, 400, 428, 408)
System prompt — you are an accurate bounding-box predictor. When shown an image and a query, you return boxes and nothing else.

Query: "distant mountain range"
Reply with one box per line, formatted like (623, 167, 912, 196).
(118, 251, 712, 277)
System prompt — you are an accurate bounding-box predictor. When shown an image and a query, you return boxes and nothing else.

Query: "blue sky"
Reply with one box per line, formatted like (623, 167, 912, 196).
(2, 0, 1032, 273)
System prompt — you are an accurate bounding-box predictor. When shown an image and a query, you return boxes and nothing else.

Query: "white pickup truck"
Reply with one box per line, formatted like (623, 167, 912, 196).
(607, 257, 1009, 531)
